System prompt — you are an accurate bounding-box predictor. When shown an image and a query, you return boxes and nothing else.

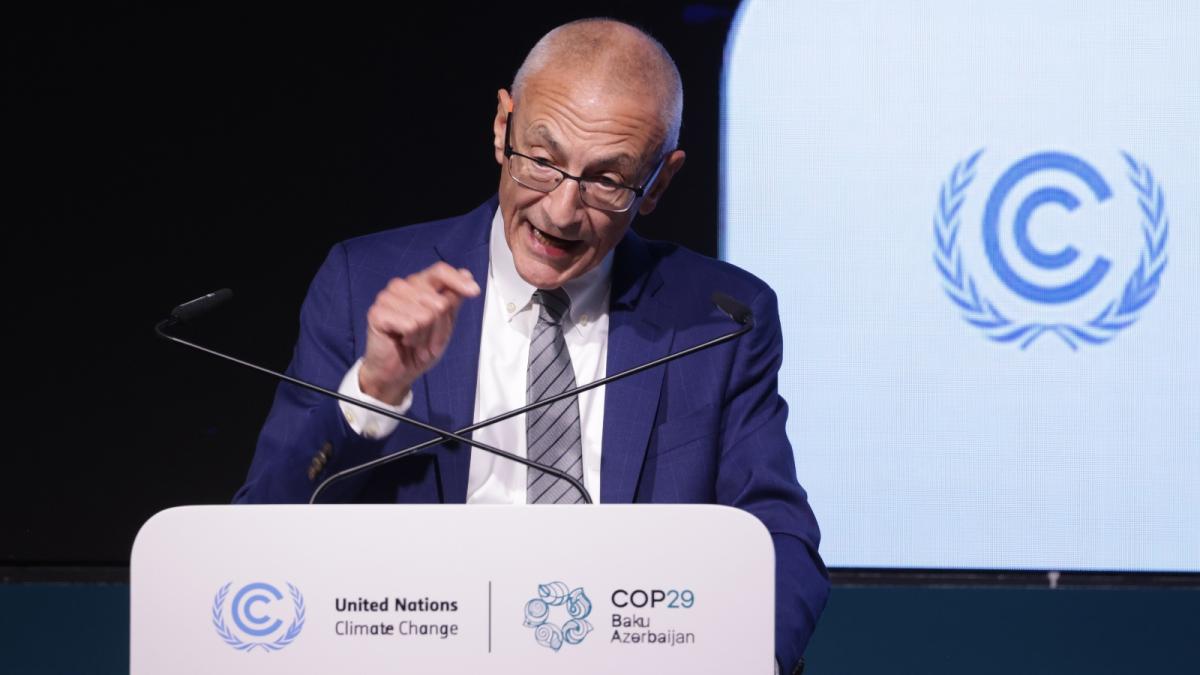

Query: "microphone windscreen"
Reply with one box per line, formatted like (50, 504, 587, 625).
(171, 288, 234, 322)
(712, 292, 753, 326)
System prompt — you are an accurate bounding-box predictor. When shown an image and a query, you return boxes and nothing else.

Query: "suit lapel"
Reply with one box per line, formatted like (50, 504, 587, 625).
(600, 231, 672, 504)
(427, 199, 494, 503)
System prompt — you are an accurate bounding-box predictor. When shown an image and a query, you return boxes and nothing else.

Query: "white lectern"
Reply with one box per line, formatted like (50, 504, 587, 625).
(131, 505, 774, 674)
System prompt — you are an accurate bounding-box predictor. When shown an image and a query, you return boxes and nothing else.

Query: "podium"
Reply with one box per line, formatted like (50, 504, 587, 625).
(131, 504, 775, 674)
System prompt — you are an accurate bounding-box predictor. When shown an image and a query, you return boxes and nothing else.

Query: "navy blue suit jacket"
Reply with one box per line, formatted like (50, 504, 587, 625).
(234, 196, 829, 671)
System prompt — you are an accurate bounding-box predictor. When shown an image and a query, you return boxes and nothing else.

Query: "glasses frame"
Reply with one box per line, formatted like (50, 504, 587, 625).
(503, 112, 667, 214)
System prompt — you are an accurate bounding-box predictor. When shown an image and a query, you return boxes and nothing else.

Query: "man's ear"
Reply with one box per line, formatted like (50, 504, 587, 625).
(637, 149, 687, 216)
(493, 89, 514, 166)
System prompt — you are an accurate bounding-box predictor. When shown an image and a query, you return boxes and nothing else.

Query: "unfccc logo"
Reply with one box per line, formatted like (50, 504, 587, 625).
(934, 149, 1169, 349)
(212, 581, 306, 652)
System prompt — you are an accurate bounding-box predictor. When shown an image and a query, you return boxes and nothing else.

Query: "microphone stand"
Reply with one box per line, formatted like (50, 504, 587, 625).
(156, 290, 753, 506)
(311, 311, 752, 504)
(155, 315, 593, 504)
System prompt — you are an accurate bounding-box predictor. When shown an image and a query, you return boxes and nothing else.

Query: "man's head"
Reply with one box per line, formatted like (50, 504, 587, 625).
(492, 18, 687, 290)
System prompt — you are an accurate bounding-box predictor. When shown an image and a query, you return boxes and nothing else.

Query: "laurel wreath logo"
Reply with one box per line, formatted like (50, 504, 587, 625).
(212, 582, 306, 652)
(934, 150, 1169, 349)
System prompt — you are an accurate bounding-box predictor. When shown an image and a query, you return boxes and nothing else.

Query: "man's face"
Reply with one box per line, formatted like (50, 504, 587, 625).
(492, 73, 683, 289)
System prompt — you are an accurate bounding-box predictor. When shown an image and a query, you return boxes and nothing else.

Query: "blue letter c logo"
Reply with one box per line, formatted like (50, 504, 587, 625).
(231, 582, 284, 637)
(982, 152, 1112, 304)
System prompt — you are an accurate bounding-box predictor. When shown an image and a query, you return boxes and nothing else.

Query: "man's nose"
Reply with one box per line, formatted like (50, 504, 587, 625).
(543, 177, 585, 227)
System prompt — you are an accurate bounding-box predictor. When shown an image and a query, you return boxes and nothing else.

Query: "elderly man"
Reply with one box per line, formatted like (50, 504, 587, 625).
(235, 18, 828, 673)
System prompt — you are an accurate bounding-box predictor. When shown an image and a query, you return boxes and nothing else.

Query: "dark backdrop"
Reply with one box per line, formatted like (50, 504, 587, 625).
(8, 7, 1198, 673)
(5, 2, 739, 567)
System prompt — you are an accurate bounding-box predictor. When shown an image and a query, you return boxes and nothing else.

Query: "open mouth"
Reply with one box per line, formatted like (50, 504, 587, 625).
(529, 224, 582, 255)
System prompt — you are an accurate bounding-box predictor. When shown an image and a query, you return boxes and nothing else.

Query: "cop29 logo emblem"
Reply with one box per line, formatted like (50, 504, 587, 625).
(212, 581, 306, 652)
(934, 150, 1169, 349)
(522, 581, 593, 651)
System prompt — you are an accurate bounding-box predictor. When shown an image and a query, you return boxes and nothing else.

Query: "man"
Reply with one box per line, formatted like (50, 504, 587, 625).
(235, 18, 828, 673)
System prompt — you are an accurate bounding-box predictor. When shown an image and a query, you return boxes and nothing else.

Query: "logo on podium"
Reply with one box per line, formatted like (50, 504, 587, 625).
(211, 581, 306, 652)
(522, 581, 594, 651)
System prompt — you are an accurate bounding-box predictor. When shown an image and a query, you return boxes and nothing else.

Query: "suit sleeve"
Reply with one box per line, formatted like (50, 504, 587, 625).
(233, 243, 391, 504)
(715, 284, 830, 674)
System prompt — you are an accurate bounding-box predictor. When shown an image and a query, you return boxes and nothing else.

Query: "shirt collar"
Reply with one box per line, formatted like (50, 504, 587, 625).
(488, 208, 611, 331)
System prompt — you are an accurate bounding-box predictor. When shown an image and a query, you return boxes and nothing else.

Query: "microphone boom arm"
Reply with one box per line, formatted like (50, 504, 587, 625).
(307, 318, 752, 504)
(156, 289, 754, 506)
(154, 318, 594, 504)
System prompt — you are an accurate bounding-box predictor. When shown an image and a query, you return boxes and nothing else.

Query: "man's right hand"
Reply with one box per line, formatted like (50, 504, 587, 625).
(358, 262, 481, 405)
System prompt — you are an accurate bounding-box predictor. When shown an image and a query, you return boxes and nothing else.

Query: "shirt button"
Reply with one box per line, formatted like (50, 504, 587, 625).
(506, 302, 516, 313)
(364, 423, 378, 439)
(580, 314, 590, 326)
(345, 410, 356, 425)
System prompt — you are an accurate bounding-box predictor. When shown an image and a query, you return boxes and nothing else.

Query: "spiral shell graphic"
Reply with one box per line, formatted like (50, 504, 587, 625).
(562, 618, 593, 645)
(565, 587, 592, 619)
(534, 623, 564, 651)
(524, 581, 594, 651)
(523, 598, 549, 628)
(537, 582, 570, 605)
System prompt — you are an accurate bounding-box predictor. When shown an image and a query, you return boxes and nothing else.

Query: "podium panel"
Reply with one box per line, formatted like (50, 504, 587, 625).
(131, 505, 774, 674)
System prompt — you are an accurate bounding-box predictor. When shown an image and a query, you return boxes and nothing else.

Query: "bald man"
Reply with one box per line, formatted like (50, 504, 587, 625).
(236, 19, 828, 673)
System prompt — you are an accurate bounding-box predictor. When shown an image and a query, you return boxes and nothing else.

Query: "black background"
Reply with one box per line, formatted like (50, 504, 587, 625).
(5, 2, 739, 565)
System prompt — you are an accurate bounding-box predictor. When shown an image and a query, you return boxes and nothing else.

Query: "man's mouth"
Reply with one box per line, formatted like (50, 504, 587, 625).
(529, 224, 582, 255)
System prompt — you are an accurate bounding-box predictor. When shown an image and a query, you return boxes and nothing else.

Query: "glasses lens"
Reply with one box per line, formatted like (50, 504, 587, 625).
(509, 154, 561, 192)
(580, 181, 635, 212)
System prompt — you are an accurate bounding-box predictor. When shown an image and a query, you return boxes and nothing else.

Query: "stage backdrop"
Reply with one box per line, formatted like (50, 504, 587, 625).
(723, 0, 1199, 572)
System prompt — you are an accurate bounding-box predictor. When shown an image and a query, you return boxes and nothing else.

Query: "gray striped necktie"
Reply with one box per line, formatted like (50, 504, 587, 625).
(526, 288, 585, 504)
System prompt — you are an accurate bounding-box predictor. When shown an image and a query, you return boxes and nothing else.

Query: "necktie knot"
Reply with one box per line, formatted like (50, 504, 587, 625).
(534, 288, 570, 325)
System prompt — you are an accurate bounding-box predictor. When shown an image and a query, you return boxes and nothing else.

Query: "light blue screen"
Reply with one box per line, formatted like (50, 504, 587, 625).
(722, 0, 1199, 571)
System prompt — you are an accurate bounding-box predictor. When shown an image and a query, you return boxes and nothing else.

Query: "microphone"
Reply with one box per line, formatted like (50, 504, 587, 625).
(170, 288, 233, 323)
(712, 291, 753, 326)
(155, 293, 593, 504)
(308, 291, 754, 503)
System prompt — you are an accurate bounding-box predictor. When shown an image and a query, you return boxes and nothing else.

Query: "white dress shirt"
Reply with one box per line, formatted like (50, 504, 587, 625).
(336, 208, 611, 503)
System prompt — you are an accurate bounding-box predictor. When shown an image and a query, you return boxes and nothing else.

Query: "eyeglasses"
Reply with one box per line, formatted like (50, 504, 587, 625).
(503, 112, 666, 213)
